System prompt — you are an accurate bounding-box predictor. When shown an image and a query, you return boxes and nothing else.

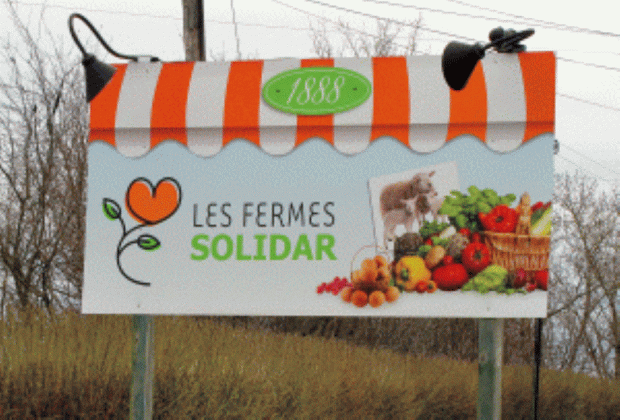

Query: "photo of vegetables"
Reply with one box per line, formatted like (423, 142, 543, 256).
(322, 164, 551, 309)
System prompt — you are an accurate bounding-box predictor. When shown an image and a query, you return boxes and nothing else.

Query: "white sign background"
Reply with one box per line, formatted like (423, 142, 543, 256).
(83, 135, 553, 317)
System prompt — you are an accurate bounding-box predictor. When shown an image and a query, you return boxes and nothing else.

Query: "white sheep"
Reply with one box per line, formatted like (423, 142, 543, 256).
(379, 171, 436, 218)
(412, 191, 447, 225)
(382, 197, 419, 248)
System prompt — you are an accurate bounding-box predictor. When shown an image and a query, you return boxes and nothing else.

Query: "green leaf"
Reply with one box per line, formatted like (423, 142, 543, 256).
(103, 198, 121, 220)
(467, 185, 481, 197)
(468, 220, 480, 232)
(137, 235, 161, 251)
(501, 194, 516, 205)
(455, 214, 468, 229)
(464, 196, 476, 206)
(439, 204, 460, 217)
(477, 202, 492, 214)
(486, 195, 500, 207)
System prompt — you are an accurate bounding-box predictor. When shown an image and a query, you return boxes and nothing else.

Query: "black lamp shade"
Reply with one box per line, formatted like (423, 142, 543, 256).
(441, 41, 486, 91)
(83, 54, 117, 102)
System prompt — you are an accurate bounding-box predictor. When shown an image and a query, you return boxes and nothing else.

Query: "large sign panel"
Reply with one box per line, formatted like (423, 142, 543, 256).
(84, 136, 553, 317)
(83, 54, 555, 317)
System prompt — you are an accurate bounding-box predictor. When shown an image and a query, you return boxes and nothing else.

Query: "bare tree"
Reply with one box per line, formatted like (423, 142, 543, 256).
(546, 172, 620, 380)
(0, 3, 87, 314)
(309, 16, 421, 58)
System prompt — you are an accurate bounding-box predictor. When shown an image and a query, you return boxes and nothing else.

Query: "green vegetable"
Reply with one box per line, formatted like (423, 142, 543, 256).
(461, 264, 523, 295)
(419, 220, 451, 239)
(531, 206, 552, 235)
(439, 187, 516, 233)
(416, 244, 432, 258)
(430, 236, 450, 247)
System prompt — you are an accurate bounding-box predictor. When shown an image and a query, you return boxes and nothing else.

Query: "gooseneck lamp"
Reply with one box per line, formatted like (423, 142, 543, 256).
(68, 13, 159, 102)
(442, 27, 535, 91)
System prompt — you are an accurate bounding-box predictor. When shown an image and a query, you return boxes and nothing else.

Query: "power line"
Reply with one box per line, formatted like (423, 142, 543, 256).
(359, 0, 600, 35)
(11, 0, 620, 72)
(555, 154, 619, 184)
(296, 0, 620, 72)
(441, 0, 620, 38)
(558, 94, 620, 112)
(4, 0, 434, 43)
(10, 0, 315, 31)
(556, 57, 620, 73)
(10, 0, 183, 20)
(7, 0, 620, 111)
(271, 0, 424, 52)
(294, 0, 479, 42)
(560, 144, 620, 179)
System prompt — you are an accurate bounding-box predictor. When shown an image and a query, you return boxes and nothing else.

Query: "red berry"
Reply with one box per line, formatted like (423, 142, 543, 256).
(458, 228, 471, 238)
(526, 282, 536, 293)
(317, 283, 327, 294)
(471, 232, 481, 243)
(442, 255, 454, 266)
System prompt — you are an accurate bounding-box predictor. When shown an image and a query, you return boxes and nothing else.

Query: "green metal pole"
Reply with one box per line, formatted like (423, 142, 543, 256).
(130, 314, 155, 420)
(478, 318, 503, 420)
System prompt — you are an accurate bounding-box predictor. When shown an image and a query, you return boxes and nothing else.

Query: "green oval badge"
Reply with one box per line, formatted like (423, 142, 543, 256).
(262, 67, 372, 115)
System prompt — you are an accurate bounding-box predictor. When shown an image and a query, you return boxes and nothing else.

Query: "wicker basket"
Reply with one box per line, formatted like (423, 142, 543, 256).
(483, 231, 549, 276)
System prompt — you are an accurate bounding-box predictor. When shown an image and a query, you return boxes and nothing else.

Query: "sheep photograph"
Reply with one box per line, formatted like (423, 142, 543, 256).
(368, 161, 459, 251)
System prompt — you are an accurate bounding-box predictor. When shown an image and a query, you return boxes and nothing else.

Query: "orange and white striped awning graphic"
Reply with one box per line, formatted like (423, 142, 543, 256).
(89, 52, 555, 157)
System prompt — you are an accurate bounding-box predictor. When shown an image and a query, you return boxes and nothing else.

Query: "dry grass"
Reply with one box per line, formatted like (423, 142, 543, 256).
(1, 308, 619, 419)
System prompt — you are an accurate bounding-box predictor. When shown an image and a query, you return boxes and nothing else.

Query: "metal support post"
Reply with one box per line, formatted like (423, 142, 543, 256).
(130, 314, 155, 420)
(478, 318, 503, 420)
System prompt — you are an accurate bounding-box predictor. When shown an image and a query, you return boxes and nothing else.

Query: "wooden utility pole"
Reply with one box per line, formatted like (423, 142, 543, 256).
(183, 0, 206, 61)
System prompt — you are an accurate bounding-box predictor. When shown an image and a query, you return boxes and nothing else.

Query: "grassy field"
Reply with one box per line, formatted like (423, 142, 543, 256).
(1, 308, 619, 419)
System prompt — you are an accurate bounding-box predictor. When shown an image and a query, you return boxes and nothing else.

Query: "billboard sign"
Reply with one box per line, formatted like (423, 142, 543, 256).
(83, 54, 555, 317)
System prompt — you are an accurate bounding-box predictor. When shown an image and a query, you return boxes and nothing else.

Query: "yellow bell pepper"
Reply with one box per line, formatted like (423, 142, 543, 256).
(394, 256, 431, 292)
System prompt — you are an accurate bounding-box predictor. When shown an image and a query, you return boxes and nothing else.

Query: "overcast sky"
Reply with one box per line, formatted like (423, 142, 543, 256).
(1, 0, 618, 187)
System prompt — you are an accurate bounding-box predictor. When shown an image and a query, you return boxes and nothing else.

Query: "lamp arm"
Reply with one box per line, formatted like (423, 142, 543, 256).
(68, 13, 138, 61)
(484, 29, 535, 51)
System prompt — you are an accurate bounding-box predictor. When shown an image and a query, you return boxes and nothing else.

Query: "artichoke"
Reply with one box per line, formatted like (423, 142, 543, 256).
(394, 232, 424, 263)
(445, 233, 470, 259)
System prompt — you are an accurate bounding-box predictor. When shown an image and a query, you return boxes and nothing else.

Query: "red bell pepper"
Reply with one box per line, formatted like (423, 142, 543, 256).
(478, 205, 518, 233)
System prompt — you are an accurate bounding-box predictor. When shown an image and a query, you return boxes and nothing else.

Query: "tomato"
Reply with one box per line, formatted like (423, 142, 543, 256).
(415, 280, 429, 293)
(534, 270, 548, 291)
(461, 242, 491, 274)
(432, 263, 469, 291)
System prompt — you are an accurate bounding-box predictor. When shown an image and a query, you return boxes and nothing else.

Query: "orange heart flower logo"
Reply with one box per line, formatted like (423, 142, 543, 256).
(102, 177, 182, 286)
(125, 178, 181, 225)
